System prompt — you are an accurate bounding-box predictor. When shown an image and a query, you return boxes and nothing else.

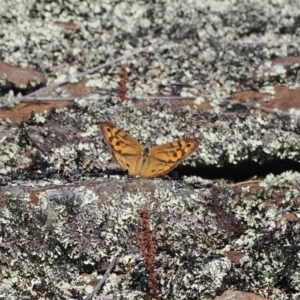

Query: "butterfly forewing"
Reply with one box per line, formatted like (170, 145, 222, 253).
(138, 139, 199, 177)
(100, 122, 142, 154)
(150, 139, 199, 162)
(100, 122, 143, 175)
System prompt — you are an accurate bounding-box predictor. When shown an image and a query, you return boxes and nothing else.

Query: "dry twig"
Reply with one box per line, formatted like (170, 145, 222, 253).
(84, 257, 117, 300)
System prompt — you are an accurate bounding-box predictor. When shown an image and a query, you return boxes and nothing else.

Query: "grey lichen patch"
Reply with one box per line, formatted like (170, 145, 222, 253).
(241, 224, 300, 299)
(1, 169, 300, 298)
(0, 90, 19, 108)
(2, 0, 300, 109)
(0, 140, 22, 173)
(2, 0, 300, 118)
(223, 171, 300, 298)
(1, 178, 235, 299)
(32, 112, 47, 125)
(196, 111, 300, 167)
(0, 119, 32, 175)
(2, 96, 300, 179)
(186, 170, 300, 299)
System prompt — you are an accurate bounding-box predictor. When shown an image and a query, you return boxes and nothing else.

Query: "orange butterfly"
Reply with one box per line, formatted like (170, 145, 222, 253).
(100, 122, 199, 178)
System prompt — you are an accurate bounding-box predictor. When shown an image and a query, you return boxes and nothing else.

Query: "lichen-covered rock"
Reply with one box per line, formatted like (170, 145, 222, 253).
(1, 0, 300, 299)
(0, 171, 300, 299)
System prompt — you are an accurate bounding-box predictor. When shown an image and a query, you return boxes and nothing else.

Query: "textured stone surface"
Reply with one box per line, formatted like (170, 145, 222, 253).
(1, 0, 300, 299)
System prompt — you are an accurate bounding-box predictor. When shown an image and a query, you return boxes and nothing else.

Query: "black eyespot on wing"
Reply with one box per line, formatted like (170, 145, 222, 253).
(116, 141, 122, 146)
(172, 152, 177, 158)
(186, 143, 191, 148)
(107, 127, 112, 132)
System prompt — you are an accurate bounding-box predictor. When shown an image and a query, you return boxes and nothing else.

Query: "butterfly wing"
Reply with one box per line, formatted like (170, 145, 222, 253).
(99, 122, 143, 175)
(139, 139, 199, 177)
